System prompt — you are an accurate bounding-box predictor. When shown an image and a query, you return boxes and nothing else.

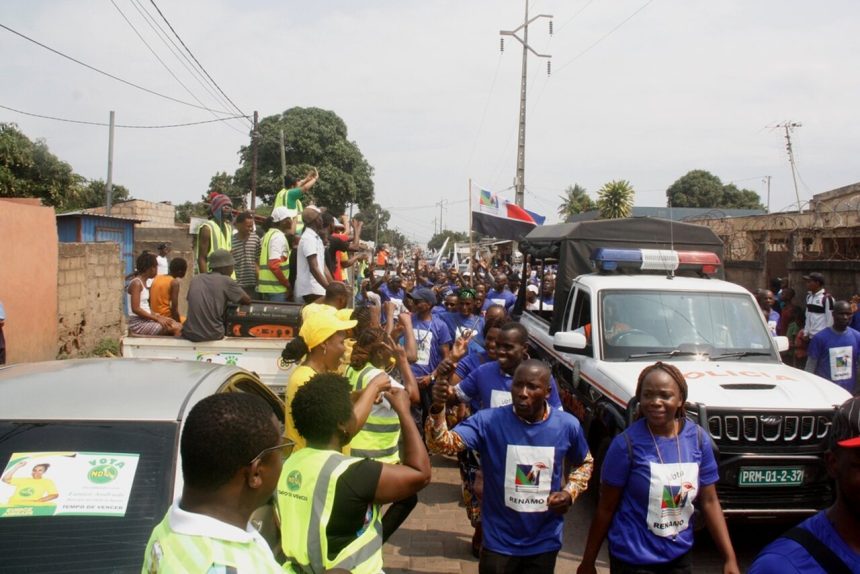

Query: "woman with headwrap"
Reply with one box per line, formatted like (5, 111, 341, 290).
(196, 193, 233, 274)
(281, 308, 391, 453)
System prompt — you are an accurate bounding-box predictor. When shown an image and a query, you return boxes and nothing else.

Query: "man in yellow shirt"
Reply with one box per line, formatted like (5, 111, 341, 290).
(2, 460, 59, 506)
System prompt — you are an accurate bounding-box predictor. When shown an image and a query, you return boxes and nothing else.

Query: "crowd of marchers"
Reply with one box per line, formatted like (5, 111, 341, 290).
(117, 174, 859, 573)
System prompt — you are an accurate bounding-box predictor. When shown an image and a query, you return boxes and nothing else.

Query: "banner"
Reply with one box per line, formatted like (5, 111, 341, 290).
(472, 201, 544, 241)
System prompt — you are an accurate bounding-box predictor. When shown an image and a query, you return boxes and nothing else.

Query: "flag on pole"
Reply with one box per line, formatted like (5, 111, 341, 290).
(472, 200, 544, 240)
(478, 189, 499, 209)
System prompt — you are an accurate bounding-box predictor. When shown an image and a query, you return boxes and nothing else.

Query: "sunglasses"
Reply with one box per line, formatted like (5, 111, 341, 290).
(249, 440, 295, 465)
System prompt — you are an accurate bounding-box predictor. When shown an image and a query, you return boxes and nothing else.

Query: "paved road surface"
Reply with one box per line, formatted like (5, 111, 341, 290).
(383, 455, 794, 573)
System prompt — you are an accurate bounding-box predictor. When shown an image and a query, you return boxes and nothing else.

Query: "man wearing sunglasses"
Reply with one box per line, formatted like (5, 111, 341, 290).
(143, 393, 290, 573)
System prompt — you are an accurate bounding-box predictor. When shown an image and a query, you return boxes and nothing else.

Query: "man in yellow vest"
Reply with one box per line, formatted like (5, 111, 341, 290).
(279, 373, 431, 574)
(142, 393, 291, 573)
(196, 193, 234, 274)
(257, 206, 295, 302)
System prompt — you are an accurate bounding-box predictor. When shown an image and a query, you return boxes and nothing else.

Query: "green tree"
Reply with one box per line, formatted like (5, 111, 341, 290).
(380, 228, 410, 251)
(597, 180, 635, 219)
(0, 122, 86, 209)
(427, 230, 469, 252)
(174, 200, 209, 224)
(557, 184, 595, 220)
(208, 171, 244, 206)
(232, 107, 374, 214)
(68, 179, 131, 211)
(666, 170, 764, 209)
(354, 203, 390, 242)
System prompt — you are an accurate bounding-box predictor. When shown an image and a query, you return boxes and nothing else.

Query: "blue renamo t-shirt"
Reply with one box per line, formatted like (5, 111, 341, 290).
(807, 327, 860, 392)
(409, 315, 452, 378)
(749, 510, 860, 573)
(455, 352, 488, 380)
(440, 312, 484, 342)
(602, 418, 718, 565)
(457, 360, 563, 411)
(454, 405, 589, 556)
(483, 288, 516, 312)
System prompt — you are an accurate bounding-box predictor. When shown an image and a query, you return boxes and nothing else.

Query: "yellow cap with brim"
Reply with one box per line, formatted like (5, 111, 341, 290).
(299, 307, 357, 349)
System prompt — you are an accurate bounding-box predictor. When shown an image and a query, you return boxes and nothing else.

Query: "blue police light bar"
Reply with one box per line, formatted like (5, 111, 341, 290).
(591, 248, 720, 274)
(591, 248, 642, 271)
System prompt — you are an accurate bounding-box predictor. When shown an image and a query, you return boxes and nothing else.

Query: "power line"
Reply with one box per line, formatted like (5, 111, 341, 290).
(553, 0, 655, 76)
(0, 21, 238, 116)
(148, 0, 249, 121)
(555, 0, 598, 34)
(0, 103, 246, 129)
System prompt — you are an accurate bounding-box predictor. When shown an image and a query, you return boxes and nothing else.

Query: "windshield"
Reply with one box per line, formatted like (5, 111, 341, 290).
(0, 421, 177, 573)
(600, 290, 778, 362)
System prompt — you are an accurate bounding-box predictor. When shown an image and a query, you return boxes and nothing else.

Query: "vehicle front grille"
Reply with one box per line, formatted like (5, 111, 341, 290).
(704, 411, 832, 446)
(717, 481, 834, 511)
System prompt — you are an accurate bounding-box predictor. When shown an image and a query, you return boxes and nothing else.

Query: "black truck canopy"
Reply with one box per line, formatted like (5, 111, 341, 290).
(518, 217, 725, 333)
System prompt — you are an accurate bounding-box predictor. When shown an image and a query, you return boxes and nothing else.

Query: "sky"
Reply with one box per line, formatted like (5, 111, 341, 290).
(2, 1, 859, 244)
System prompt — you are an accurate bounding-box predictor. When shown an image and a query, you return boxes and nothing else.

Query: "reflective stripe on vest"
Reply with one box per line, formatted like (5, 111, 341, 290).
(279, 448, 383, 574)
(143, 513, 282, 573)
(197, 220, 234, 275)
(257, 228, 289, 293)
(346, 365, 402, 464)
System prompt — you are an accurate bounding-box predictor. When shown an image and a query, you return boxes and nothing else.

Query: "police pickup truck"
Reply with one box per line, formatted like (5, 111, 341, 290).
(516, 217, 851, 518)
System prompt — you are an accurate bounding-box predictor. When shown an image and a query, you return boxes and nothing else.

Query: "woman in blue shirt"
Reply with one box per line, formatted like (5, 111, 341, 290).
(577, 362, 739, 574)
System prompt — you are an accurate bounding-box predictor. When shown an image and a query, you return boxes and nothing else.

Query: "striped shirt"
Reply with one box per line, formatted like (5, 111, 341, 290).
(232, 233, 261, 289)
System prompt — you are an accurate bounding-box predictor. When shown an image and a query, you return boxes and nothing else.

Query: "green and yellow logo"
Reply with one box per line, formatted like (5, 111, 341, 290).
(286, 470, 302, 492)
(19, 487, 34, 497)
(87, 457, 125, 484)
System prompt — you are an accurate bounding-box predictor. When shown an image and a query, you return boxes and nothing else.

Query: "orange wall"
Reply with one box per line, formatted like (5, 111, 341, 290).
(0, 199, 59, 363)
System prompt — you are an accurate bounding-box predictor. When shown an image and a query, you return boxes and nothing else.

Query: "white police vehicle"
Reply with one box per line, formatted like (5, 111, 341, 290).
(517, 219, 851, 518)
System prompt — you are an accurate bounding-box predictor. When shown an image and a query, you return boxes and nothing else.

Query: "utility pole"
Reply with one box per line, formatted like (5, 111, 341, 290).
(436, 198, 447, 232)
(279, 128, 287, 184)
(250, 110, 259, 210)
(773, 121, 803, 212)
(105, 110, 115, 215)
(764, 175, 771, 213)
(501, 2, 552, 207)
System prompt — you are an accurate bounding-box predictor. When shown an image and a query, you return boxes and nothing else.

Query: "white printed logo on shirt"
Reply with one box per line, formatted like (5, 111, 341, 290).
(646, 462, 699, 538)
(414, 328, 433, 366)
(491, 298, 507, 307)
(829, 345, 853, 381)
(504, 445, 554, 512)
(490, 389, 512, 408)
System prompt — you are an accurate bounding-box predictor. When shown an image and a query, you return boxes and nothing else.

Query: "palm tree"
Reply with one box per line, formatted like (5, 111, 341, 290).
(597, 180, 635, 219)
(557, 184, 595, 220)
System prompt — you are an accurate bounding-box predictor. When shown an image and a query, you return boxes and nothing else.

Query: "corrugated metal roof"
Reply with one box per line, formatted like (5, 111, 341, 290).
(56, 210, 145, 223)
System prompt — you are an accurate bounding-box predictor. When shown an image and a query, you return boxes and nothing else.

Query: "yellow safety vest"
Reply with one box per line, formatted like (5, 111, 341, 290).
(346, 364, 402, 463)
(274, 189, 304, 236)
(278, 448, 383, 574)
(142, 512, 282, 573)
(257, 228, 289, 294)
(196, 220, 233, 272)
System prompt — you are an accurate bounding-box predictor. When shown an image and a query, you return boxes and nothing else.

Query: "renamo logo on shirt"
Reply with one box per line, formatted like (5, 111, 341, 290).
(515, 462, 548, 492)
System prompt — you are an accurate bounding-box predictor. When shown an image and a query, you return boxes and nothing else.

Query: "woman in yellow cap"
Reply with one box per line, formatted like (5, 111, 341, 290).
(281, 308, 391, 451)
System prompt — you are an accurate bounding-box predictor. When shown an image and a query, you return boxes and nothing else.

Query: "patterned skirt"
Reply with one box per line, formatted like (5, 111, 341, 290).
(128, 315, 165, 336)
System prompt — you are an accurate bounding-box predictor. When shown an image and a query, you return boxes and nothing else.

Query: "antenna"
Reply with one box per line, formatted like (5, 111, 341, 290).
(668, 199, 675, 279)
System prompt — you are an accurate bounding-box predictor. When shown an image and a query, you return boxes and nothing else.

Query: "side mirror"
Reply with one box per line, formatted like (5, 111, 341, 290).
(553, 330, 587, 353)
(774, 335, 789, 352)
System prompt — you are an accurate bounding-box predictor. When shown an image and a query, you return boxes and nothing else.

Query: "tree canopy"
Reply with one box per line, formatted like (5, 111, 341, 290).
(428, 230, 469, 252)
(231, 107, 374, 215)
(666, 170, 764, 209)
(597, 180, 634, 219)
(0, 123, 132, 211)
(557, 184, 595, 220)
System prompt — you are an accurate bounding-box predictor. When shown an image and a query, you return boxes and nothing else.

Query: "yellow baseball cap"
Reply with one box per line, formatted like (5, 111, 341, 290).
(299, 307, 357, 349)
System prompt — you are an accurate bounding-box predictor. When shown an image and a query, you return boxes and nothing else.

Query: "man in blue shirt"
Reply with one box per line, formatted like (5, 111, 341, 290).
(426, 359, 593, 572)
(749, 396, 860, 573)
(441, 287, 484, 342)
(806, 300, 860, 394)
(379, 276, 406, 310)
(483, 273, 517, 313)
(408, 287, 452, 425)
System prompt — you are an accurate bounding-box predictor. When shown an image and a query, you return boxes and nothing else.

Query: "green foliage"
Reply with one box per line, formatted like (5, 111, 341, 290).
(208, 171, 245, 206)
(597, 180, 635, 219)
(666, 170, 764, 209)
(354, 203, 391, 242)
(0, 123, 134, 211)
(557, 184, 595, 220)
(174, 200, 209, 224)
(427, 230, 469, 252)
(89, 338, 120, 357)
(231, 107, 374, 214)
(380, 228, 409, 251)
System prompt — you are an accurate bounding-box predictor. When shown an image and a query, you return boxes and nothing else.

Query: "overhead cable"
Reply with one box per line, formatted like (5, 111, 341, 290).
(0, 103, 246, 129)
(0, 22, 238, 116)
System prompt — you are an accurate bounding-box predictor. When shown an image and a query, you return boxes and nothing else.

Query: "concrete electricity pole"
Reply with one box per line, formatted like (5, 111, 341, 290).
(105, 110, 115, 215)
(501, 2, 552, 207)
(250, 110, 259, 210)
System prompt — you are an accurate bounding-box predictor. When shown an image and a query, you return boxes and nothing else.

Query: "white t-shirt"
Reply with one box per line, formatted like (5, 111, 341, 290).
(156, 255, 169, 276)
(295, 227, 326, 299)
(267, 230, 288, 261)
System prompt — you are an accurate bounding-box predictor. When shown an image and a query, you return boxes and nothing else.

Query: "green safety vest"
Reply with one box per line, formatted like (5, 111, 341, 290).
(196, 220, 233, 272)
(274, 188, 305, 236)
(278, 448, 383, 574)
(142, 512, 282, 573)
(257, 228, 289, 294)
(346, 364, 402, 463)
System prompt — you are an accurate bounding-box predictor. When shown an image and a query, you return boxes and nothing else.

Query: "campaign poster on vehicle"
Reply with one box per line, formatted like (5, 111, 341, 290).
(0, 452, 139, 518)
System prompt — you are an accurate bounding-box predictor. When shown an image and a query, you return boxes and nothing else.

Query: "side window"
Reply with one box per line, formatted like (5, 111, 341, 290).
(569, 288, 592, 355)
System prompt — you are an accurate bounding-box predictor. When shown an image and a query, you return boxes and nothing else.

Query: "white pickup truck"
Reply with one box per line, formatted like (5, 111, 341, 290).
(121, 302, 301, 396)
(517, 218, 851, 518)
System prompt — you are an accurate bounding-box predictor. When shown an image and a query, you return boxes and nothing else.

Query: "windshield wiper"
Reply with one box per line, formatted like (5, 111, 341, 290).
(626, 349, 705, 361)
(711, 351, 772, 360)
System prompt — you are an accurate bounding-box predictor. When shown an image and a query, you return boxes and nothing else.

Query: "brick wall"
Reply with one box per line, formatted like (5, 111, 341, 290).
(88, 199, 176, 228)
(57, 242, 124, 357)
